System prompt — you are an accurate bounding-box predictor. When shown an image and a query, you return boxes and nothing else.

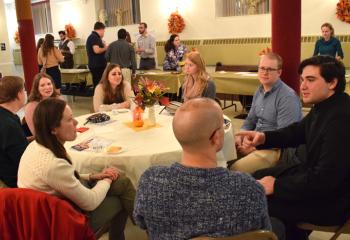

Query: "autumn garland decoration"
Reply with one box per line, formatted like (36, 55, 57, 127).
(65, 24, 76, 39)
(168, 12, 185, 34)
(336, 0, 350, 23)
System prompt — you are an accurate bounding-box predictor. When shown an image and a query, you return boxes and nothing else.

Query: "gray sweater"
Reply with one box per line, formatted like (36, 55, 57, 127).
(134, 163, 271, 240)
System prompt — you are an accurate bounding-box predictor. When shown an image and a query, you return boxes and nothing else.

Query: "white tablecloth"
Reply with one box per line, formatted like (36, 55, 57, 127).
(66, 106, 236, 186)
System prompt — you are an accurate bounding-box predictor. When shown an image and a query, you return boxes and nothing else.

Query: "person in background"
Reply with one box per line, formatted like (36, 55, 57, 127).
(181, 51, 216, 102)
(105, 28, 136, 84)
(0, 76, 28, 188)
(238, 55, 350, 240)
(36, 38, 44, 71)
(163, 34, 187, 71)
(18, 98, 136, 240)
(136, 22, 156, 70)
(24, 73, 61, 136)
(86, 22, 108, 89)
(37, 34, 64, 93)
(134, 98, 271, 239)
(313, 22, 344, 61)
(126, 31, 132, 44)
(93, 64, 133, 112)
(58, 30, 75, 69)
(230, 53, 302, 174)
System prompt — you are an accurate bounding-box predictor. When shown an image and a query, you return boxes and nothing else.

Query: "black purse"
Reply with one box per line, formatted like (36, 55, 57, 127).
(84, 113, 110, 125)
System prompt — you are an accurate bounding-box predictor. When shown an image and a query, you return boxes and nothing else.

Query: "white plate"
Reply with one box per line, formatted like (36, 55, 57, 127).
(116, 109, 130, 113)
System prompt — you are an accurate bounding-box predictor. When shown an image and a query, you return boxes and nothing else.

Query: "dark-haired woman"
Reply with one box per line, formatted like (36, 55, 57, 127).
(163, 34, 187, 71)
(24, 73, 61, 136)
(18, 98, 135, 240)
(36, 38, 44, 71)
(93, 64, 133, 112)
(37, 34, 64, 93)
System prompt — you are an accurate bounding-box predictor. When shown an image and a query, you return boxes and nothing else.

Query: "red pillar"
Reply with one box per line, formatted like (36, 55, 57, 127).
(15, 0, 37, 92)
(271, 0, 301, 94)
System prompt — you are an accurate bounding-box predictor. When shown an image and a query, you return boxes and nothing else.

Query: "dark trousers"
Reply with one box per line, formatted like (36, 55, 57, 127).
(46, 66, 61, 89)
(139, 58, 155, 70)
(90, 66, 106, 88)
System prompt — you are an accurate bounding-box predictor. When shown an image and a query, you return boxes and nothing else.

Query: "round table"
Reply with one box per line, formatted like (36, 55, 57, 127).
(66, 106, 236, 186)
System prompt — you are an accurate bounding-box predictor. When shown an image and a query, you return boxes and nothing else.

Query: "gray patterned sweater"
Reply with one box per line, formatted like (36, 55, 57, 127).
(134, 162, 271, 239)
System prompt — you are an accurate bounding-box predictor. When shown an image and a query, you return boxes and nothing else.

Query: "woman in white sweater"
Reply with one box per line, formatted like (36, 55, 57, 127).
(18, 98, 135, 240)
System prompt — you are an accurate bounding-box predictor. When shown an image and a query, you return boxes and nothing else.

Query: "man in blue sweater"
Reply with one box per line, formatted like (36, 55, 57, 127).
(134, 98, 271, 239)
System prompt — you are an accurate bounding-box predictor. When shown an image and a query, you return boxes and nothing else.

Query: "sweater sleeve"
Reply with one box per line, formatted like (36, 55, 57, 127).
(45, 158, 110, 211)
(93, 84, 105, 112)
(335, 38, 344, 59)
(313, 40, 320, 56)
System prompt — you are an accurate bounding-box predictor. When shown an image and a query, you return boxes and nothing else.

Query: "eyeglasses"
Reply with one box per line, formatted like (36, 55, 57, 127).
(258, 67, 280, 73)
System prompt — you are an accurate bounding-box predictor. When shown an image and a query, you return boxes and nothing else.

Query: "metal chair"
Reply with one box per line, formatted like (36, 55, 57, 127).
(191, 230, 278, 240)
(297, 219, 350, 240)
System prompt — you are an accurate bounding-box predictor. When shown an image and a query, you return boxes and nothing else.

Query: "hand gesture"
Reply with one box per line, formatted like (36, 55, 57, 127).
(235, 131, 265, 148)
(257, 176, 275, 195)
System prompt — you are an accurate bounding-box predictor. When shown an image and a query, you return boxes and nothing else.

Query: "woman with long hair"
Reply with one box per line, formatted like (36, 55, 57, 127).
(181, 51, 216, 102)
(93, 63, 133, 112)
(18, 98, 136, 240)
(24, 73, 60, 136)
(163, 34, 187, 71)
(37, 34, 64, 93)
(313, 22, 344, 61)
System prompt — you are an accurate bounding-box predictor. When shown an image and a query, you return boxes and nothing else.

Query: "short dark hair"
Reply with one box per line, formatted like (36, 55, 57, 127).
(0, 76, 24, 103)
(139, 22, 147, 28)
(94, 21, 106, 30)
(298, 55, 346, 93)
(58, 30, 66, 35)
(118, 28, 127, 39)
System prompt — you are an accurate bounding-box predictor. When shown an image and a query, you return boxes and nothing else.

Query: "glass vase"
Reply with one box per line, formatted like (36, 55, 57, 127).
(147, 105, 156, 126)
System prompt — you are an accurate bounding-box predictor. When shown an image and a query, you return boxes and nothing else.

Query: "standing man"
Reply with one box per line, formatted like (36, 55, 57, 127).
(86, 22, 108, 89)
(58, 30, 75, 69)
(0, 76, 28, 188)
(231, 53, 302, 173)
(105, 28, 136, 83)
(136, 22, 156, 70)
(134, 98, 271, 239)
(238, 55, 350, 240)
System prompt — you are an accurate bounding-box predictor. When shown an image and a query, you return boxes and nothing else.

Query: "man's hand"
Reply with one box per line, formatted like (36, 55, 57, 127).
(136, 48, 144, 54)
(257, 176, 275, 195)
(234, 135, 243, 147)
(235, 131, 266, 148)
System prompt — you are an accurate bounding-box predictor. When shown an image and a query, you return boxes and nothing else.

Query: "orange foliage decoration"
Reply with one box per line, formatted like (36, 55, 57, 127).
(168, 12, 185, 34)
(258, 47, 272, 56)
(65, 24, 76, 39)
(14, 31, 20, 44)
(336, 0, 350, 23)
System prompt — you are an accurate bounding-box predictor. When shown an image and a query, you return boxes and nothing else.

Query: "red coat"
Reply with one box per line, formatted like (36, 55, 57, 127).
(0, 188, 96, 240)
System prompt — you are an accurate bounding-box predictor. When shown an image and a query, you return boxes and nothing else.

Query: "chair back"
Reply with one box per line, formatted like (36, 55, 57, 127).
(191, 230, 277, 240)
(298, 219, 350, 240)
(0, 188, 96, 240)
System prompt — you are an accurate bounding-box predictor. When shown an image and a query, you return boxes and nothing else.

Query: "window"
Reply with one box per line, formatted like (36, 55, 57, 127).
(31, 1, 53, 34)
(96, 0, 141, 27)
(216, 0, 270, 17)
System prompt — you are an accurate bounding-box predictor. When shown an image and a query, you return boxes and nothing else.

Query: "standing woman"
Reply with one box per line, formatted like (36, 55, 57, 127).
(163, 34, 187, 71)
(37, 34, 64, 93)
(93, 64, 133, 112)
(181, 51, 216, 102)
(24, 73, 61, 136)
(313, 23, 344, 60)
(36, 38, 45, 71)
(18, 98, 135, 240)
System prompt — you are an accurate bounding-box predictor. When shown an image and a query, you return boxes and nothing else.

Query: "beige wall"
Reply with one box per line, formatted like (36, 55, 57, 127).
(0, 0, 12, 65)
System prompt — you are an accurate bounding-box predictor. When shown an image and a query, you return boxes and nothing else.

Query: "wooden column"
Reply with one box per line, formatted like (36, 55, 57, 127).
(15, 0, 37, 92)
(271, 0, 301, 93)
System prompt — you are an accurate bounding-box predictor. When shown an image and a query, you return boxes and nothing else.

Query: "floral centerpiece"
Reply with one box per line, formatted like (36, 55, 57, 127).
(133, 77, 169, 126)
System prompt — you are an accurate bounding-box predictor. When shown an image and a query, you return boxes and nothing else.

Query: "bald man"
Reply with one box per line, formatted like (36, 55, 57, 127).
(133, 98, 271, 239)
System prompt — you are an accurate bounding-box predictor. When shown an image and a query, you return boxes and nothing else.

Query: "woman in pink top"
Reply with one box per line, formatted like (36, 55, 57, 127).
(37, 34, 64, 93)
(24, 73, 61, 136)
